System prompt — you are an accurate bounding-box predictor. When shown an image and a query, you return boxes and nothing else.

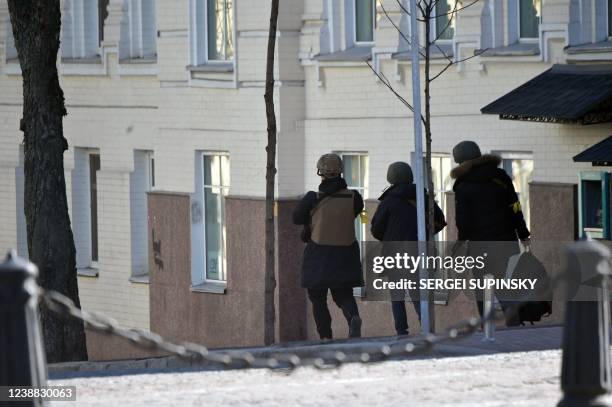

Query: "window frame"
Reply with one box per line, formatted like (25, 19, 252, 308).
(121, 0, 157, 61)
(190, 0, 235, 66)
(5, 19, 18, 62)
(517, 0, 541, 43)
(191, 151, 230, 291)
(431, 0, 457, 44)
(62, 0, 106, 60)
(494, 151, 534, 229)
(352, 0, 376, 46)
(608, 0, 612, 38)
(578, 171, 611, 240)
(88, 152, 100, 267)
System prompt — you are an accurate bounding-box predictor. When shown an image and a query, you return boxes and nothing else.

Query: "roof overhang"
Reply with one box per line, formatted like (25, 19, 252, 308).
(481, 64, 612, 125)
(573, 136, 612, 166)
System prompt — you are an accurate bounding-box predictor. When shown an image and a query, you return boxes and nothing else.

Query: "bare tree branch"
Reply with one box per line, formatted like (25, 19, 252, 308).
(395, 0, 411, 17)
(429, 48, 487, 81)
(430, 0, 481, 18)
(365, 61, 427, 125)
(365, 61, 413, 112)
(379, 0, 427, 59)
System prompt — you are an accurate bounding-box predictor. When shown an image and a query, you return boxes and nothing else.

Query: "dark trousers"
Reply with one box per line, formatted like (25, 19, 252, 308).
(391, 300, 421, 335)
(307, 287, 360, 339)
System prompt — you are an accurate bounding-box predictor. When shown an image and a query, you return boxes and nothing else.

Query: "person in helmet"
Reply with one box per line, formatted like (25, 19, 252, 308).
(451, 141, 530, 318)
(371, 161, 446, 336)
(293, 153, 364, 339)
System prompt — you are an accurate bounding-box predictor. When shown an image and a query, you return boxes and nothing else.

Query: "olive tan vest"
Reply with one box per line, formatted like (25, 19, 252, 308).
(310, 189, 356, 246)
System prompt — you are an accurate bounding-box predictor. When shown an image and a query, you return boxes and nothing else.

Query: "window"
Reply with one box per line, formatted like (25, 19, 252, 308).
(99, 0, 109, 45)
(73, 149, 100, 270)
(341, 153, 368, 244)
(354, 0, 375, 44)
(120, 0, 157, 60)
(579, 172, 610, 239)
(191, 153, 230, 288)
(5, 21, 17, 61)
(435, 0, 456, 41)
(89, 153, 100, 262)
(16, 146, 28, 258)
(609, 0, 612, 37)
(498, 152, 534, 228)
(130, 151, 154, 281)
(62, 0, 108, 59)
(519, 0, 540, 40)
(190, 0, 234, 65)
(430, 155, 453, 240)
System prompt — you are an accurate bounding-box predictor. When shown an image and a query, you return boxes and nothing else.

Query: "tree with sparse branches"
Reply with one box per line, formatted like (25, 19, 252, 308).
(263, 0, 280, 346)
(368, 0, 485, 241)
(7, 0, 88, 362)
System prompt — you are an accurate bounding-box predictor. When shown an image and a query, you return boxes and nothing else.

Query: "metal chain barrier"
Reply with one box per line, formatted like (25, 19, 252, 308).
(37, 281, 546, 371)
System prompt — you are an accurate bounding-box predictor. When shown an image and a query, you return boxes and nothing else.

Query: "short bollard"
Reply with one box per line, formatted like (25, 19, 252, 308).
(558, 241, 612, 407)
(0, 251, 47, 407)
(482, 274, 495, 342)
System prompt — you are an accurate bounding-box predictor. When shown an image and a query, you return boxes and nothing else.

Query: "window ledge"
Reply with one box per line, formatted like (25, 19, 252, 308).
(119, 56, 158, 64)
(187, 63, 234, 73)
(129, 274, 150, 284)
(61, 56, 103, 65)
(476, 43, 540, 57)
(190, 281, 227, 294)
(77, 267, 99, 278)
(60, 57, 107, 76)
(566, 41, 612, 55)
(314, 46, 373, 63)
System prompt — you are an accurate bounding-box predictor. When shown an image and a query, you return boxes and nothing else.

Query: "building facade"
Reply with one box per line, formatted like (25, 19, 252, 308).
(0, 0, 611, 360)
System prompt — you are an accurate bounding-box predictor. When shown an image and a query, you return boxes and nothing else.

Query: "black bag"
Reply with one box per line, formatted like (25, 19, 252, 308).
(504, 251, 553, 326)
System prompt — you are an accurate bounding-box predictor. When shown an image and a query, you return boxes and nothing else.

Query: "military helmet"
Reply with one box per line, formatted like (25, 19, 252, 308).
(452, 140, 482, 164)
(387, 162, 414, 185)
(317, 153, 343, 177)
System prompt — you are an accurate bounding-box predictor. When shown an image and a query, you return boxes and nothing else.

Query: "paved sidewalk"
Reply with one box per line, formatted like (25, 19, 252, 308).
(49, 325, 562, 379)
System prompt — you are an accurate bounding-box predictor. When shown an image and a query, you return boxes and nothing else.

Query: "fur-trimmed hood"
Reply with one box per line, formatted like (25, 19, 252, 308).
(450, 154, 501, 180)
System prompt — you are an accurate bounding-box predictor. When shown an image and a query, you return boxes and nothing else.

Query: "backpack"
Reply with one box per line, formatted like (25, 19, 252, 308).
(504, 251, 553, 326)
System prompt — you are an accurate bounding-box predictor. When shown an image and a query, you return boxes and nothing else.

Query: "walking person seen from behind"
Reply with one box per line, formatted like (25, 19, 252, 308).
(450, 141, 531, 320)
(371, 162, 446, 336)
(293, 153, 364, 340)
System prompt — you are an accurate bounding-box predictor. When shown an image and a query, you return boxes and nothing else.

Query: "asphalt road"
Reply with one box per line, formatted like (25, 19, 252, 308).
(48, 348, 595, 407)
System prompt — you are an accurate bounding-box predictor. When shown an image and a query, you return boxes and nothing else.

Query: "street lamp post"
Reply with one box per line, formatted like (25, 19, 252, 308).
(408, 0, 431, 334)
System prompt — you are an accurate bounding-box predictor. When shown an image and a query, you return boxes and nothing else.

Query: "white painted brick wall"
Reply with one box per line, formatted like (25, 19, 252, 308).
(0, 0, 611, 335)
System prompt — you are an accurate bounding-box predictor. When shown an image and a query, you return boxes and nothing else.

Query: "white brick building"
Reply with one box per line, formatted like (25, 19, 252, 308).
(0, 0, 611, 359)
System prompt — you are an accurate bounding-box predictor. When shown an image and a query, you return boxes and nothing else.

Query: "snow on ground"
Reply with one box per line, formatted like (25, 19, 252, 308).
(49, 349, 579, 407)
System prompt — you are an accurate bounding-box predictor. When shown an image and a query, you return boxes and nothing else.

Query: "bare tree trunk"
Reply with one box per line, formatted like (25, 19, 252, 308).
(422, 4, 436, 243)
(422, 2, 436, 333)
(263, 0, 280, 346)
(8, 0, 87, 362)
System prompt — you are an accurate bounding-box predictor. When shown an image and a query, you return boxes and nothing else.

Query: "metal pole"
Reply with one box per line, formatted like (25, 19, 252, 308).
(409, 0, 430, 334)
(482, 274, 495, 342)
(0, 250, 47, 407)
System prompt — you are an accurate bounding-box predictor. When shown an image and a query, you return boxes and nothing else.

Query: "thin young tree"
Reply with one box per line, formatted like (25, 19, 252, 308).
(369, 0, 484, 241)
(263, 0, 280, 345)
(7, 0, 88, 362)
(367, 0, 484, 332)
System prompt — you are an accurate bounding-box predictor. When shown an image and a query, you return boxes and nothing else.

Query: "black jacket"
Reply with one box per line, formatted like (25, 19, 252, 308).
(451, 154, 530, 242)
(293, 177, 364, 289)
(371, 183, 446, 241)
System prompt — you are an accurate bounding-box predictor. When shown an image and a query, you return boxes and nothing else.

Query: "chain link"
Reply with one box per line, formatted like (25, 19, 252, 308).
(38, 285, 512, 371)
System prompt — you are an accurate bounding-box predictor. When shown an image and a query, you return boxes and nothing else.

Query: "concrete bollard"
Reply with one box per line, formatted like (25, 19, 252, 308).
(0, 250, 47, 407)
(558, 241, 612, 407)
